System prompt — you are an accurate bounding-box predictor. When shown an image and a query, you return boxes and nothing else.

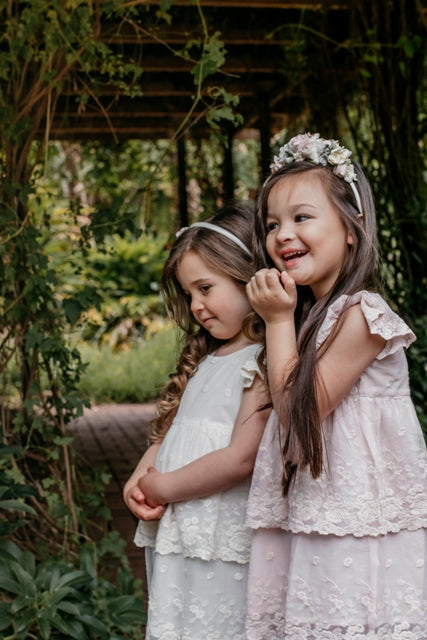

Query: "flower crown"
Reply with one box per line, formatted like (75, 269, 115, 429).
(270, 132, 357, 183)
(269, 132, 363, 214)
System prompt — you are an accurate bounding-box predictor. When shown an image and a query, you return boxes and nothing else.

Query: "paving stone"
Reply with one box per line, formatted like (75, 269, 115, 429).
(68, 402, 157, 590)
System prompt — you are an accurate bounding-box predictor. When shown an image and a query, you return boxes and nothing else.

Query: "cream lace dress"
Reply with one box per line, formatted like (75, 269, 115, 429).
(245, 292, 427, 640)
(134, 343, 261, 640)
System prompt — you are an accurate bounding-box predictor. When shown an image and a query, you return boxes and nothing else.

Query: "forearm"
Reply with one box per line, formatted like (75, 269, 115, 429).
(139, 377, 270, 506)
(145, 446, 254, 504)
(123, 442, 161, 499)
(265, 319, 297, 413)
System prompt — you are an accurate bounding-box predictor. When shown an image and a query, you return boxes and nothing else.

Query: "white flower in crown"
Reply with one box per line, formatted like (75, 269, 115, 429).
(270, 132, 357, 184)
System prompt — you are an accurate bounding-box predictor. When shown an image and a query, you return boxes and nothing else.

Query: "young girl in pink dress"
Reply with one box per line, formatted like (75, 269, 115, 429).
(245, 133, 427, 639)
(123, 204, 270, 639)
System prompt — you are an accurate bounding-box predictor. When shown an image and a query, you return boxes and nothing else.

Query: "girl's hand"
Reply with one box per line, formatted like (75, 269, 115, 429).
(138, 468, 167, 508)
(246, 268, 297, 323)
(124, 484, 165, 521)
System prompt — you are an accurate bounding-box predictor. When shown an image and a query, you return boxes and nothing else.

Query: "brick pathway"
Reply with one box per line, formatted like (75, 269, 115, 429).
(68, 403, 157, 586)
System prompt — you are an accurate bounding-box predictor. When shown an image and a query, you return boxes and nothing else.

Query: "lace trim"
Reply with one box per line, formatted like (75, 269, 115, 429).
(241, 347, 262, 388)
(246, 412, 427, 537)
(317, 291, 415, 357)
(246, 620, 427, 640)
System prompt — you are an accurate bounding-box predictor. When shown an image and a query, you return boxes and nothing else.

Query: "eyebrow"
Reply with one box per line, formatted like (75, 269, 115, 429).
(178, 276, 212, 289)
(267, 203, 317, 216)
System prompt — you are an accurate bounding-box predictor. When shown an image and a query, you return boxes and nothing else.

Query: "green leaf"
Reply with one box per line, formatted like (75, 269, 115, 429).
(192, 32, 226, 83)
(38, 616, 51, 640)
(52, 613, 90, 640)
(10, 594, 35, 615)
(0, 567, 22, 595)
(78, 613, 110, 634)
(56, 600, 81, 616)
(0, 602, 12, 631)
(10, 564, 37, 597)
(0, 499, 36, 514)
(54, 569, 88, 590)
(0, 539, 21, 561)
(63, 297, 83, 325)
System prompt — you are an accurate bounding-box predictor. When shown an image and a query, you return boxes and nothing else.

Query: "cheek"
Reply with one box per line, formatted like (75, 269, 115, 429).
(265, 234, 275, 257)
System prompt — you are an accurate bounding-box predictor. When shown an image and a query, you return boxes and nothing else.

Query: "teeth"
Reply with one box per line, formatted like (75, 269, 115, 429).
(285, 251, 305, 260)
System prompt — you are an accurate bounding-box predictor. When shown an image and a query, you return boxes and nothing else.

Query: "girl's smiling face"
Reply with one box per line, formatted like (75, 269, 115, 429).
(176, 250, 253, 349)
(265, 171, 353, 299)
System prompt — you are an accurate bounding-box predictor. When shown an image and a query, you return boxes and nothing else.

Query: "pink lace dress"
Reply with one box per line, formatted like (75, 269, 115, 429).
(245, 292, 427, 640)
(134, 343, 261, 640)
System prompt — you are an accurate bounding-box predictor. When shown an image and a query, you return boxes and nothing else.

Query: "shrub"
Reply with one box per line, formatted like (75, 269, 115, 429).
(77, 326, 180, 404)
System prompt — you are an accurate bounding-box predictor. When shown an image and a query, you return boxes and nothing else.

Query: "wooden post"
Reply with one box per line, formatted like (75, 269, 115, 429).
(258, 92, 271, 183)
(177, 136, 188, 228)
(222, 129, 235, 202)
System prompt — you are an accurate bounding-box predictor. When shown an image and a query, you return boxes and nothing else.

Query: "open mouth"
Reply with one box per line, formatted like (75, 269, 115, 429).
(283, 250, 307, 263)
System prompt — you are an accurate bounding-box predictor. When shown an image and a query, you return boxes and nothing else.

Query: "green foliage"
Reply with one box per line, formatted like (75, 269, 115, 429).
(0, 3, 241, 637)
(191, 32, 227, 83)
(0, 538, 145, 640)
(76, 325, 180, 404)
(84, 233, 168, 300)
(0, 439, 38, 539)
(0, 434, 145, 639)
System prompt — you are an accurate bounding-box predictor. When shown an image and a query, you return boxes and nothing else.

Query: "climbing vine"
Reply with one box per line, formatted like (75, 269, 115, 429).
(0, 1, 239, 636)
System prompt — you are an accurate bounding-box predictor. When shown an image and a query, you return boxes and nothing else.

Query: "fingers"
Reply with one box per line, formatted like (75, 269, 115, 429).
(126, 490, 166, 521)
(280, 270, 297, 296)
(247, 268, 278, 301)
(246, 268, 297, 320)
(129, 486, 145, 503)
(137, 503, 166, 521)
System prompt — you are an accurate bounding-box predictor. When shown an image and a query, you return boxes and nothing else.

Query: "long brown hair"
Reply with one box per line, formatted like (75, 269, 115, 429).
(149, 202, 265, 442)
(255, 161, 380, 493)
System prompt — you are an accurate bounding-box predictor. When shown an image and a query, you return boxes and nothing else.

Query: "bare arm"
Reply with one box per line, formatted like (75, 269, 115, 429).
(246, 269, 298, 414)
(315, 304, 385, 418)
(122, 443, 165, 520)
(247, 269, 385, 420)
(138, 375, 270, 507)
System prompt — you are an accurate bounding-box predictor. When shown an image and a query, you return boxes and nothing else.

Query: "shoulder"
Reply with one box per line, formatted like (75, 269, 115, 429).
(240, 343, 264, 387)
(317, 291, 416, 355)
(335, 303, 386, 353)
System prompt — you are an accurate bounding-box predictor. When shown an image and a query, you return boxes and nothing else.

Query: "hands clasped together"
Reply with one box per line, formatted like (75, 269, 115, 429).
(124, 465, 166, 522)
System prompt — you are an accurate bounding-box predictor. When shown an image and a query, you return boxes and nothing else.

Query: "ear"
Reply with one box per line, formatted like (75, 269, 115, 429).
(347, 214, 363, 245)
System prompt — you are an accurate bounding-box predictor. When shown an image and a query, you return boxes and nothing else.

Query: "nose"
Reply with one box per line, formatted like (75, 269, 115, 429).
(190, 294, 204, 315)
(276, 221, 296, 243)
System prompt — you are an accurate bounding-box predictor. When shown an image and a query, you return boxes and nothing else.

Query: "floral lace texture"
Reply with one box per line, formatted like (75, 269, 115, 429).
(246, 527, 426, 639)
(246, 291, 427, 537)
(145, 550, 248, 640)
(135, 343, 261, 564)
(245, 291, 426, 638)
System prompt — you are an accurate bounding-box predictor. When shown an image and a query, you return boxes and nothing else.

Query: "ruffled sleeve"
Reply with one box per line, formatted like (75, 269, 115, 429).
(241, 346, 263, 388)
(316, 291, 416, 359)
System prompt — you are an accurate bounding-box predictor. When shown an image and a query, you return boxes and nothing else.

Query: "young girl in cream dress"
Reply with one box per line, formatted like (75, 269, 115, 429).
(124, 204, 270, 640)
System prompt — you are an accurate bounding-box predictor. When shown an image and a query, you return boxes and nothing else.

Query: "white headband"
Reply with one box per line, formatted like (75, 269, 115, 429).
(186, 221, 252, 256)
(349, 182, 363, 216)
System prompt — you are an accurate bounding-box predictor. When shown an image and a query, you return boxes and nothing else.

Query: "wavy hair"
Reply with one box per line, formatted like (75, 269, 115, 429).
(149, 203, 265, 443)
(255, 161, 381, 494)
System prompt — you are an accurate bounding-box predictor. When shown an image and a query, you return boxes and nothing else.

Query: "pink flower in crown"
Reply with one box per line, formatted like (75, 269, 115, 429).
(333, 164, 350, 179)
(298, 134, 323, 163)
(332, 162, 357, 183)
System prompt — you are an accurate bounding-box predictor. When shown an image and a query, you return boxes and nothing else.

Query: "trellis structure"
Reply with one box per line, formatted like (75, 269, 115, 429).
(45, 0, 426, 226)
